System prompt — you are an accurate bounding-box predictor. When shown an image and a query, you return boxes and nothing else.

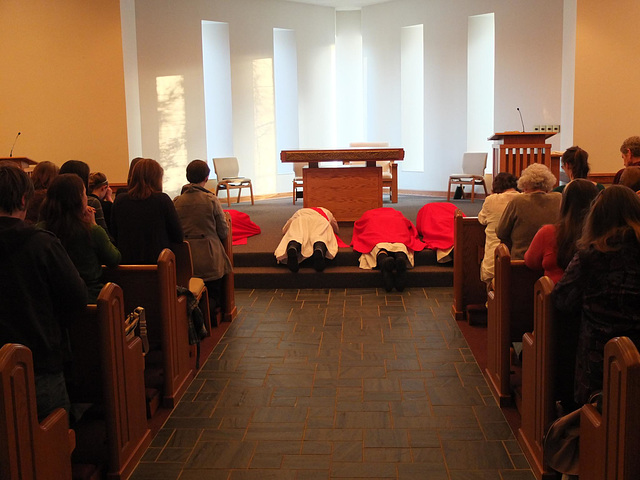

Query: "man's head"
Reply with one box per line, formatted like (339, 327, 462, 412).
(0, 161, 34, 217)
(620, 136, 640, 166)
(186, 159, 210, 184)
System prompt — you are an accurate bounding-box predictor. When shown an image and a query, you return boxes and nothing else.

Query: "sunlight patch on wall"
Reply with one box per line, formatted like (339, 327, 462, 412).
(156, 75, 187, 198)
(252, 57, 276, 193)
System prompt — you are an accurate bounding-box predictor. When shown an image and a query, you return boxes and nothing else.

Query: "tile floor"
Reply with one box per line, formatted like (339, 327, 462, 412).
(130, 287, 535, 480)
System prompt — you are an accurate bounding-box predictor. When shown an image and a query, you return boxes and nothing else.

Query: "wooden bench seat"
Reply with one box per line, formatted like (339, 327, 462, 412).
(103, 249, 192, 416)
(451, 211, 487, 324)
(518, 276, 559, 479)
(66, 282, 151, 480)
(580, 336, 640, 480)
(486, 243, 542, 407)
(0, 343, 75, 480)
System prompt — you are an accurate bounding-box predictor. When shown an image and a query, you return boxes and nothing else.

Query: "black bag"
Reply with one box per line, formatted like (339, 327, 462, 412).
(543, 407, 581, 475)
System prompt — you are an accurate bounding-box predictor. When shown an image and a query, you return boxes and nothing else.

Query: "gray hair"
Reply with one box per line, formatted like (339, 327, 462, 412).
(517, 163, 557, 193)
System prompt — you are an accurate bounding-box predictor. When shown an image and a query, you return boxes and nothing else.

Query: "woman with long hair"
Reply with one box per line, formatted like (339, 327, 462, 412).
(88, 171, 114, 231)
(553, 146, 604, 193)
(525, 178, 599, 282)
(59, 160, 109, 233)
(552, 185, 640, 405)
(111, 158, 183, 264)
(25, 160, 59, 224)
(39, 173, 121, 303)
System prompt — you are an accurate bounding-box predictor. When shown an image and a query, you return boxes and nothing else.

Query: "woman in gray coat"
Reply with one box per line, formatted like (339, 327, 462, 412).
(174, 160, 232, 308)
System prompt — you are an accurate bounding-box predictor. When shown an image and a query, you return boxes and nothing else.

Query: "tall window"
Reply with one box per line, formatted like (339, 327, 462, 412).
(467, 13, 495, 168)
(401, 25, 424, 172)
(202, 21, 233, 161)
(274, 28, 299, 175)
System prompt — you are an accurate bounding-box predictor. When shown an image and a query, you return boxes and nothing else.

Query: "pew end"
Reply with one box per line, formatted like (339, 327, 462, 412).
(451, 211, 487, 324)
(224, 211, 237, 322)
(517, 276, 559, 479)
(103, 249, 193, 417)
(0, 343, 75, 480)
(66, 283, 152, 480)
(579, 336, 640, 480)
(486, 243, 542, 407)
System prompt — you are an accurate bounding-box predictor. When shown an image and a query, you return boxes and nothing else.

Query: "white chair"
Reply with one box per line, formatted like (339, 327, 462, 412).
(292, 162, 305, 204)
(213, 157, 254, 207)
(447, 152, 488, 202)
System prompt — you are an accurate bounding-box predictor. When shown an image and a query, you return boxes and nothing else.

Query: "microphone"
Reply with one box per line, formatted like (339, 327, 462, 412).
(517, 108, 525, 132)
(9, 132, 21, 157)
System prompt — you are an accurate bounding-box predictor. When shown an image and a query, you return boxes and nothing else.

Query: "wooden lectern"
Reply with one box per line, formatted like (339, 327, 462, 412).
(0, 157, 37, 171)
(489, 132, 559, 186)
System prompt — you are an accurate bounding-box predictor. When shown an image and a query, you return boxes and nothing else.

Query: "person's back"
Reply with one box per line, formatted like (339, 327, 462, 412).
(111, 159, 183, 264)
(0, 162, 87, 421)
(478, 172, 520, 284)
(174, 183, 231, 281)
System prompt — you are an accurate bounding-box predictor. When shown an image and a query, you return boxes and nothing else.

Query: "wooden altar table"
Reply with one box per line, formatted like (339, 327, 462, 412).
(280, 148, 404, 222)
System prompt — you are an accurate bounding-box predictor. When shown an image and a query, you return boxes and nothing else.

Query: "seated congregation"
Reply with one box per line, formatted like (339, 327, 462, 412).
(5, 135, 640, 479)
(0, 158, 236, 479)
(454, 137, 640, 479)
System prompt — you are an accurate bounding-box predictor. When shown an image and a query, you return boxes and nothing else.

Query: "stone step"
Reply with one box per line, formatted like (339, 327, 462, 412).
(233, 264, 452, 289)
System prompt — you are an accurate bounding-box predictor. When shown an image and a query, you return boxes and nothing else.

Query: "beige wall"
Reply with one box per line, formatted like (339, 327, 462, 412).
(574, 0, 640, 174)
(0, 0, 130, 183)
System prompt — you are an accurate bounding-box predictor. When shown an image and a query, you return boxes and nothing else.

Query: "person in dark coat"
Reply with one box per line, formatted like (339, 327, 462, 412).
(111, 158, 183, 264)
(0, 162, 87, 422)
(552, 185, 640, 405)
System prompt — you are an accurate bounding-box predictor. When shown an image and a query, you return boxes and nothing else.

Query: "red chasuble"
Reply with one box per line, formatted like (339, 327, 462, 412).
(416, 202, 462, 250)
(350, 207, 426, 253)
(224, 209, 261, 245)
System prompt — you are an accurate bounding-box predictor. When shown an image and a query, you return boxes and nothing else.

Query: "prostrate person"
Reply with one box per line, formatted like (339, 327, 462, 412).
(553, 146, 604, 194)
(174, 160, 232, 308)
(25, 160, 59, 224)
(39, 174, 121, 303)
(111, 158, 183, 264)
(351, 207, 426, 292)
(552, 185, 640, 406)
(496, 163, 562, 260)
(0, 162, 87, 422)
(274, 207, 345, 272)
(478, 172, 520, 287)
(613, 135, 640, 184)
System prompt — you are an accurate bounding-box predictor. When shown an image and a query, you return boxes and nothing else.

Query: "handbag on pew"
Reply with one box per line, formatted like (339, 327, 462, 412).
(543, 392, 602, 476)
(124, 306, 150, 355)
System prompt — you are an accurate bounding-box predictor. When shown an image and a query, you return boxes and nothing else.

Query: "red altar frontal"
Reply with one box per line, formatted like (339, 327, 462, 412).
(280, 148, 404, 222)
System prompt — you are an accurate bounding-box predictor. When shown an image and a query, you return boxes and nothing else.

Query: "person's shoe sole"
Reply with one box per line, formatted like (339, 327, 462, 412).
(287, 247, 299, 272)
(394, 256, 407, 292)
(381, 256, 395, 292)
(313, 248, 325, 272)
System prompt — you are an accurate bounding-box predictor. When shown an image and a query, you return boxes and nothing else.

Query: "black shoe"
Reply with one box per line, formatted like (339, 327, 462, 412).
(287, 246, 299, 272)
(381, 256, 395, 292)
(394, 256, 408, 292)
(312, 248, 325, 272)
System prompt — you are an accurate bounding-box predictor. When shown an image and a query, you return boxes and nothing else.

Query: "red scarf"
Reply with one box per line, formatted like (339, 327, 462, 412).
(310, 207, 349, 248)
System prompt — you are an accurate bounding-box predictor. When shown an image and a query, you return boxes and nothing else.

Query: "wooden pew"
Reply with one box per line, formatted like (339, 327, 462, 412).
(486, 243, 542, 406)
(518, 276, 558, 479)
(223, 211, 237, 322)
(0, 343, 75, 480)
(172, 240, 214, 329)
(103, 249, 192, 416)
(451, 211, 487, 324)
(580, 336, 640, 480)
(66, 283, 152, 480)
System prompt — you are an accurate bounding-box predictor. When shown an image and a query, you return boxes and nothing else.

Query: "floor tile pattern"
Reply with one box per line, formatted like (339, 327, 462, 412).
(130, 288, 535, 480)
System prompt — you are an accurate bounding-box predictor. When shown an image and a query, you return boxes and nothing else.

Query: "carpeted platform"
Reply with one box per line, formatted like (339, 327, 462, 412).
(225, 193, 484, 289)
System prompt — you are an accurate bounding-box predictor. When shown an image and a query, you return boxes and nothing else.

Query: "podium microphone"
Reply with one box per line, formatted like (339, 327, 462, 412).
(517, 108, 525, 132)
(9, 132, 21, 157)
